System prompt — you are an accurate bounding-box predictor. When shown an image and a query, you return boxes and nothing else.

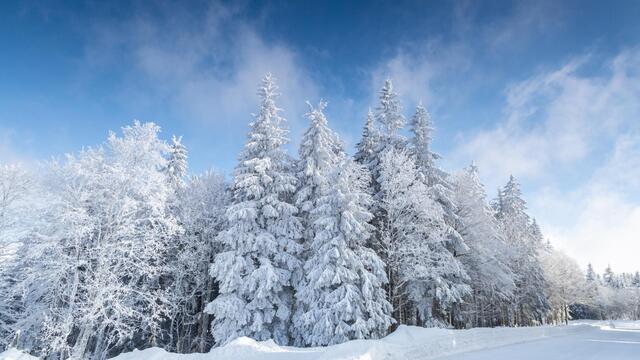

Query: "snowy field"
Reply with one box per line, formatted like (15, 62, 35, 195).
(3, 321, 639, 360)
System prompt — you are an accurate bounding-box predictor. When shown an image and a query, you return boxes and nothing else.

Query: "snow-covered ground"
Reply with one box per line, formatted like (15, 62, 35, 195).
(2, 321, 638, 360)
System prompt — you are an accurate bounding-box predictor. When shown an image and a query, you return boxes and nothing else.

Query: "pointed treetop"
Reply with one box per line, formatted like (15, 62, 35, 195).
(376, 79, 405, 138)
(468, 161, 479, 175)
(355, 108, 381, 168)
(366, 107, 374, 125)
(257, 73, 281, 109)
(166, 134, 188, 189)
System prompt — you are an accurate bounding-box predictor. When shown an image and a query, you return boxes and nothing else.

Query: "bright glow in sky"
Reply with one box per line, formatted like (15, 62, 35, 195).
(1, 0, 639, 272)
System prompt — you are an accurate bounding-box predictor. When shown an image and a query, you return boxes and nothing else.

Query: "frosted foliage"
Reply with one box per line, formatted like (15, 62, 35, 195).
(377, 149, 470, 325)
(410, 103, 437, 181)
(1, 122, 182, 359)
(294, 160, 392, 346)
(165, 135, 188, 190)
(375, 80, 405, 143)
(495, 176, 549, 326)
(4, 75, 639, 358)
(207, 74, 302, 346)
(295, 100, 344, 244)
(354, 109, 380, 173)
(453, 165, 515, 327)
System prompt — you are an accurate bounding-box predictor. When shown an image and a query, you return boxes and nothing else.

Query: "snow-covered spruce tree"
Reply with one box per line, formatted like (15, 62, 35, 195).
(377, 149, 470, 327)
(295, 159, 393, 346)
(409, 103, 437, 183)
(353, 109, 383, 252)
(354, 109, 380, 180)
(165, 135, 188, 190)
(408, 103, 469, 326)
(495, 176, 549, 326)
(376, 80, 406, 152)
(355, 80, 406, 198)
(603, 265, 617, 288)
(452, 164, 515, 327)
(294, 100, 344, 246)
(206, 74, 303, 346)
(409, 102, 467, 251)
(355, 81, 408, 322)
(291, 100, 345, 345)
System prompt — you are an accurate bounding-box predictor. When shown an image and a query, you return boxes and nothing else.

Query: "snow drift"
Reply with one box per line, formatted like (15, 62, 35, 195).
(1, 323, 602, 360)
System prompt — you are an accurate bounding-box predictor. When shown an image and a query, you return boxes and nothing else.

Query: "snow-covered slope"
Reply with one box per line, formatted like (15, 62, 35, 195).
(2, 323, 610, 360)
(0, 348, 37, 360)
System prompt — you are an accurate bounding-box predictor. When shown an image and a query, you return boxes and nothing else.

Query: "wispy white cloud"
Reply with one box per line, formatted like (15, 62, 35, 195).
(542, 133, 640, 273)
(369, 40, 472, 112)
(447, 49, 640, 272)
(81, 2, 319, 143)
(450, 49, 640, 189)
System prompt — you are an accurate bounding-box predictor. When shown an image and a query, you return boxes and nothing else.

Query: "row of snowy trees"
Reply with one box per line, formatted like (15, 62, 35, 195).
(0, 74, 637, 358)
(0, 125, 228, 358)
(570, 265, 640, 322)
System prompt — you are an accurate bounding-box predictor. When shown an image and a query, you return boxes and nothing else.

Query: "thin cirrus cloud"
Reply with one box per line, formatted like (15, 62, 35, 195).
(79, 2, 320, 169)
(449, 49, 640, 272)
(541, 133, 640, 273)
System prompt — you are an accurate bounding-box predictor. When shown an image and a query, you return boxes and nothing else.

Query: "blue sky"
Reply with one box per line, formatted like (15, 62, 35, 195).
(1, 0, 640, 272)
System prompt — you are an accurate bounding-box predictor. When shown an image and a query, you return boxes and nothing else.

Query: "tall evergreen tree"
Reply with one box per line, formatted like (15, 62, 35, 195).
(354, 109, 380, 187)
(294, 100, 344, 246)
(495, 175, 549, 326)
(378, 149, 470, 326)
(206, 74, 303, 346)
(375, 80, 406, 152)
(291, 101, 344, 345)
(453, 164, 515, 327)
(294, 159, 392, 346)
(165, 135, 188, 190)
(586, 263, 596, 282)
(409, 103, 437, 182)
(408, 103, 470, 324)
(603, 265, 616, 287)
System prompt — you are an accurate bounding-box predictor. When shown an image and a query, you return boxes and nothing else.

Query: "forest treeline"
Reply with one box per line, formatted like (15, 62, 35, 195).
(0, 74, 638, 359)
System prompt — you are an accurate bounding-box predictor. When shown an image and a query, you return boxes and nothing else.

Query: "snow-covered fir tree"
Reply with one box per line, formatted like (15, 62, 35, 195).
(294, 159, 392, 346)
(354, 109, 380, 190)
(452, 164, 515, 327)
(586, 263, 596, 282)
(291, 100, 345, 345)
(165, 135, 188, 190)
(495, 175, 549, 326)
(377, 149, 470, 326)
(376, 80, 405, 150)
(294, 100, 344, 251)
(206, 74, 303, 346)
(408, 103, 470, 325)
(4, 74, 640, 359)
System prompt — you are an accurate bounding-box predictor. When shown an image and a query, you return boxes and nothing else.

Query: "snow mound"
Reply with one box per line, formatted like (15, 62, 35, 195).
(1, 323, 613, 360)
(0, 348, 38, 360)
(113, 323, 596, 360)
